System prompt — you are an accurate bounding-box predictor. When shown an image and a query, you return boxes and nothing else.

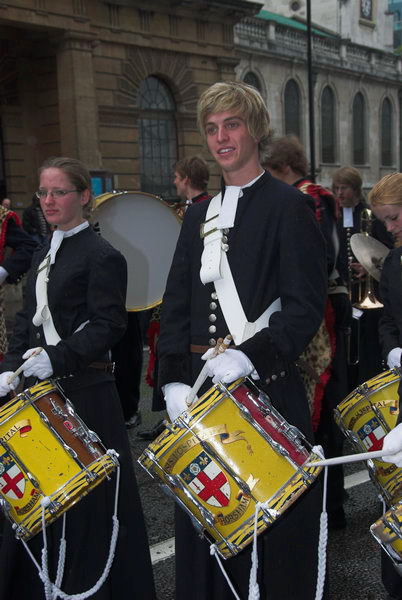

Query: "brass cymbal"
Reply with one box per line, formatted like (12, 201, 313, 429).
(350, 233, 390, 282)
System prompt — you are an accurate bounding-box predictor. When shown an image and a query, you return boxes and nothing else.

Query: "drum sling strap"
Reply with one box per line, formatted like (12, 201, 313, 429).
(34, 252, 62, 345)
(200, 188, 281, 345)
(33, 224, 90, 346)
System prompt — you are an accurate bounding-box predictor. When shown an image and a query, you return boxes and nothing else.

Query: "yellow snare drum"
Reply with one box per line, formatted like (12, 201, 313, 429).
(138, 378, 322, 559)
(0, 380, 118, 540)
(335, 369, 401, 505)
(371, 503, 402, 566)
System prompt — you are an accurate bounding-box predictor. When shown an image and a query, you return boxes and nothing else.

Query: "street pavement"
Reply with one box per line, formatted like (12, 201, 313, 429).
(130, 355, 397, 600)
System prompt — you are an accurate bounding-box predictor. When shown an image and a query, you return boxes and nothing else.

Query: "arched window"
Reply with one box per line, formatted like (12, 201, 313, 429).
(321, 86, 336, 163)
(243, 71, 262, 92)
(381, 97, 393, 166)
(352, 92, 366, 165)
(284, 79, 301, 139)
(138, 76, 177, 198)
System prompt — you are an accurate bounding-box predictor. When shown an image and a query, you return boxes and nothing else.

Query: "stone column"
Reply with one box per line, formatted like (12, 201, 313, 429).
(56, 31, 100, 168)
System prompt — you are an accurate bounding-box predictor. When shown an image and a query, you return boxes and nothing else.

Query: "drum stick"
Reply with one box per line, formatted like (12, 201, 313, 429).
(186, 335, 232, 407)
(7, 347, 44, 385)
(306, 449, 394, 468)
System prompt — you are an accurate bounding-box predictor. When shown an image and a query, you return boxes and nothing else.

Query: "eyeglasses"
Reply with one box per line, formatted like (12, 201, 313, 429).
(35, 189, 79, 200)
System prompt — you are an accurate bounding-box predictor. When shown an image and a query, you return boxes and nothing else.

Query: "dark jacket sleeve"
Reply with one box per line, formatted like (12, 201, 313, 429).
(2, 219, 37, 282)
(237, 197, 327, 381)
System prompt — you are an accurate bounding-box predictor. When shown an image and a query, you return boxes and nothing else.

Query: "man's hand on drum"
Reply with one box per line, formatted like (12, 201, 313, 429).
(387, 347, 402, 370)
(0, 372, 19, 397)
(164, 382, 193, 422)
(22, 347, 53, 379)
(202, 348, 257, 384)
(382, 423, 402, 467)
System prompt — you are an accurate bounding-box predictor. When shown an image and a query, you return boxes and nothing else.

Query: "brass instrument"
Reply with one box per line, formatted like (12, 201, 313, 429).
(346, 208, 384, 366)
(353, 208, 384, 310)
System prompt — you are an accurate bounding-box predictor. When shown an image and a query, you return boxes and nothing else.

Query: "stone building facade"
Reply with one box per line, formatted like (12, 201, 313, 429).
(236, 0, 402, 191)
(0, 0, 260, 211)
(1, 0, 400, 208)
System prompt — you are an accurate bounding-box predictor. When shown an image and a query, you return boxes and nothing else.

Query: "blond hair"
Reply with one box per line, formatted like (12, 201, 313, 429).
(197, 81, 272, 160)
(368, 172, 402, 208)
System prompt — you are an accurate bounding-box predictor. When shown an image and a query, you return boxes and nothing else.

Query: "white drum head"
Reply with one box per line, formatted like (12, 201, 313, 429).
(92, 191, 181, 311)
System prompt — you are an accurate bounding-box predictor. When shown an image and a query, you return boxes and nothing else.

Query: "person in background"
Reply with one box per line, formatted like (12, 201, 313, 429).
(22, 193, 52, 246)
(367, 172, 402, 599)
(1, 198, 11, 209)
(112, 310, 143, 429)
(158, 81, 327, 600)
(0, 156, 156, 600)
(332, 166, 393, 392)
(264, 134, 351, 530)
(0, 200, 37, 361)
(173, 155, 212, 218)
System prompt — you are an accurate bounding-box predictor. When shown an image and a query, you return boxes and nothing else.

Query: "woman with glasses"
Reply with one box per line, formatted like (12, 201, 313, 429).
(0, 157, 156, 599)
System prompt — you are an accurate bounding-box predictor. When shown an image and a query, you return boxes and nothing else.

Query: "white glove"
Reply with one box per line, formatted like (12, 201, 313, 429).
(22, 348, 53, 379)
(387, 347, 402, 370)
(382, 423, 402, 467)
(164, 382, 191, 422)
(0, 372, 19, 397)
(202, 348, 256, 384)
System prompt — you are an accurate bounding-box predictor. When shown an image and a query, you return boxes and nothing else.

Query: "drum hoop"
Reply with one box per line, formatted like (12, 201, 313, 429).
(338, 369, 400, 415)
(93, 190, 182, 224)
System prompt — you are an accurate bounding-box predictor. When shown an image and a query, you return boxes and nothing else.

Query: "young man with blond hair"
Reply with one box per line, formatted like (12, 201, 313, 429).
(159, 81, 327, 599)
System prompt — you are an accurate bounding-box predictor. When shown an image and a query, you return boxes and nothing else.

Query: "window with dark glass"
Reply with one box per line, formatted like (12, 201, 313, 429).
(284, 79, 301, 139)
(381, 97, 393, 166)
(321, 86, 336, 163)
(243, 71, 262, 92)
(138, 76, 177, 199)
(352, 92, 366, 165)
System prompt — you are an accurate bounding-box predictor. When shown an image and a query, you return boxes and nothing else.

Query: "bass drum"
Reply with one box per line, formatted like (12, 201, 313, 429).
(92, 191, 181, 311)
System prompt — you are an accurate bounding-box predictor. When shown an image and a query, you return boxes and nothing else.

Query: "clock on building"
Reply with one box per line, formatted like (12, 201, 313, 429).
(360, 0, 373, 20)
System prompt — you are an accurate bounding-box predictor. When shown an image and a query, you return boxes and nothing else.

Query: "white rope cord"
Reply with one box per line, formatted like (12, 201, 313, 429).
(248, 502, 262, 600)
(54, 514, 67, 597)
(22, 450, 121, 600)
(312, 444, 328, 600)
(40, 497, 54, 600)
(210, 545, 241, 600)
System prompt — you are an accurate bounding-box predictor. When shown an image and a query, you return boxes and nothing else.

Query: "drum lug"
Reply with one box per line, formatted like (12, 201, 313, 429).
(369, 401, 391, 433)
(87, 443, 101, 456)
(87, 429, 101, 443)
(85, 469, 98, 482)
(64, 444, 78, 460)
(13, 522, 31, 539)
(356, 383, 369, 396)
(26, 472, 40, 489)
(39, 411, 50, 424)
(299, 468, 316, 485)
(260, 506, 280, 525)
(47, 500, 62, 514)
